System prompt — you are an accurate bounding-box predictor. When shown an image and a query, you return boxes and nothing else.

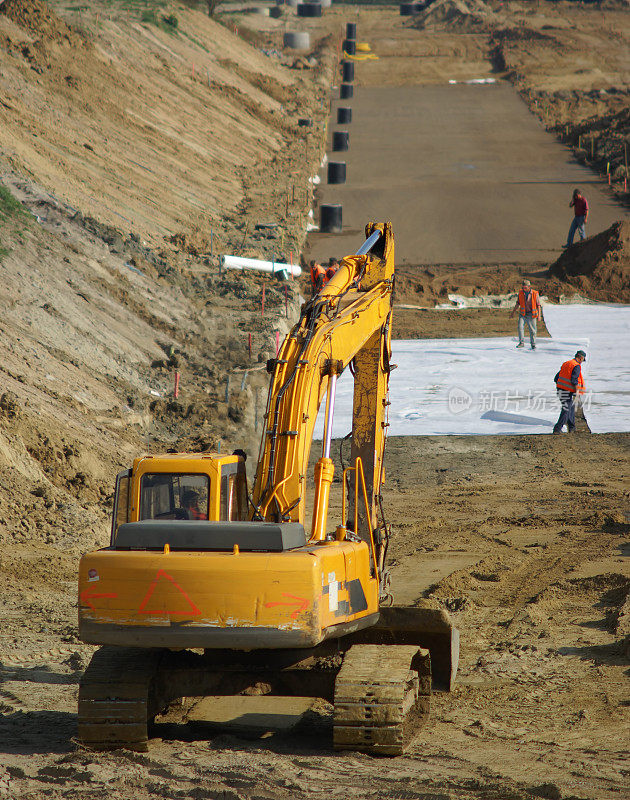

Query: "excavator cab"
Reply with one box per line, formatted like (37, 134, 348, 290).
(110, 453, 248, 544)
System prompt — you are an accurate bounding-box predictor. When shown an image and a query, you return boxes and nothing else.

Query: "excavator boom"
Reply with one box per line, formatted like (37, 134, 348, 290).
(251, 222, 393, 542)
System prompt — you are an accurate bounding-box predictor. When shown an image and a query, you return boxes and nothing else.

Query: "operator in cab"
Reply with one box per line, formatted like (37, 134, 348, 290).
(182, 489, 207, 520)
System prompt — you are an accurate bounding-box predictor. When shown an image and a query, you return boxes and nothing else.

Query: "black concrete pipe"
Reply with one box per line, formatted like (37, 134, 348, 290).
(332, 131, 349, 151)
(337, 107, 352, 125)
(346, 22, 357, 40)
(341, 61, 354, 82)
(327, 161, 346, 184)
(340, 83, 354, 100)
(343, 38, 356, 55)
(297, 2, 322, 16)
(320, 204, 342, 233)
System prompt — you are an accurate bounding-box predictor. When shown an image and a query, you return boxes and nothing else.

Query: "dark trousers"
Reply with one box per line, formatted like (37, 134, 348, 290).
(554, 390, 576, 432)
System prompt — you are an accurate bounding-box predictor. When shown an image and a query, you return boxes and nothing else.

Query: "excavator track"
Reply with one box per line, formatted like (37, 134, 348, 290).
(78, 646, 165, 751)
(333, 644, 430, 756)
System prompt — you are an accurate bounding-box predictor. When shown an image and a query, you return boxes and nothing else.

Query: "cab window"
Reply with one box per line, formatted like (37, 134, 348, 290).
(139, 474, 210, 521)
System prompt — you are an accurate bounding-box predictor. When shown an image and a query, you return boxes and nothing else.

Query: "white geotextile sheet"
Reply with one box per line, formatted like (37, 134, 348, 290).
(314, 304, 630, 437)
(544, 304, 630, 434)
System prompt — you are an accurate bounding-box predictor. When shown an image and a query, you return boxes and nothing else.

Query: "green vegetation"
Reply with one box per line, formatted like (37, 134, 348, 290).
(139, 7, 179, 33)
(161, 13, 178, 28)
(0, 185, 27, 222)
(0, 186, 28, 264)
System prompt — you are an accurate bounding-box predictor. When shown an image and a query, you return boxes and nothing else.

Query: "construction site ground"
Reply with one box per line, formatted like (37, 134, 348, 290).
(0, 1, 629, 799)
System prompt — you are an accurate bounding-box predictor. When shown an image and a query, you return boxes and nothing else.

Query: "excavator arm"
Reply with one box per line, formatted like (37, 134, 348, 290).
(250, 222, 394, 558)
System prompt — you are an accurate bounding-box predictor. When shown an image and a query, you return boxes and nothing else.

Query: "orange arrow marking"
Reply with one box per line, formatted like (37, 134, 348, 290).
(138, 569, 201, 617)
(264, 592, 309, 619)
(80, 590, 118, 611)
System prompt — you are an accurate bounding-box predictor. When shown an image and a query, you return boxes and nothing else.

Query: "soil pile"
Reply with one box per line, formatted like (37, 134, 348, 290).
(413, 0, 499, 32)
(384, 263, 584, 309)
(549, 220, 630, 302)
(0, 0, 81, 44)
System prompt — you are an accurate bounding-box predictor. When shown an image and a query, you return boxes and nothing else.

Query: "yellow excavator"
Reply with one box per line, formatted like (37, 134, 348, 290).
(77, 223, 459, 755)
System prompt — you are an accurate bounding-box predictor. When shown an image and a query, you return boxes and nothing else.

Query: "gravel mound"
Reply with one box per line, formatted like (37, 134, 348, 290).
(0, 0, 82, 45)
(413, 0, 500, 31)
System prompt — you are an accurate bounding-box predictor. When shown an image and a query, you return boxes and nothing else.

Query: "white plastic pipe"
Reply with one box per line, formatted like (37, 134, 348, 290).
(220, 255, 301, 278)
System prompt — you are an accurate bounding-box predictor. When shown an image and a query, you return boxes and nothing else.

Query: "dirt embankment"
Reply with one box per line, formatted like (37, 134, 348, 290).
(492, 3, 629, 202)
(0, 0, 335, 261)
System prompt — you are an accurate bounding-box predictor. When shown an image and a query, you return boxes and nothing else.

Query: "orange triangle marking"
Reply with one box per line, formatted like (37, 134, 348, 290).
(138, 569, 201, 617)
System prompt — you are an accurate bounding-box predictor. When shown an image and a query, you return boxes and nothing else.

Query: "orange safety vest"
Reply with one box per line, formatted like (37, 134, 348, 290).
(310, 263, 325, 288)
(518, 289, 540, 317)
(325, 265, 338, 282)
(556, 359, 585, 394)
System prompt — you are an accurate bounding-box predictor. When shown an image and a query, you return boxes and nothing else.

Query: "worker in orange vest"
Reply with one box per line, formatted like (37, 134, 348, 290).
(325, 258, 340, 283)
(310, 260, 325, 295)
(553, 350, 586, 434)
(510, 279, 541, 349)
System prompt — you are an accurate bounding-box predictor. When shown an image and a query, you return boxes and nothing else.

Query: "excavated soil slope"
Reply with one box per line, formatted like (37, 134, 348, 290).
(549, 219, 630, 301)
(0, 0, 331, 258)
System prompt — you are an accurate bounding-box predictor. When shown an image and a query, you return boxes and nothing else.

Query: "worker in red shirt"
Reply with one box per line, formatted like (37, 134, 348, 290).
(564, 188, 589, 248)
